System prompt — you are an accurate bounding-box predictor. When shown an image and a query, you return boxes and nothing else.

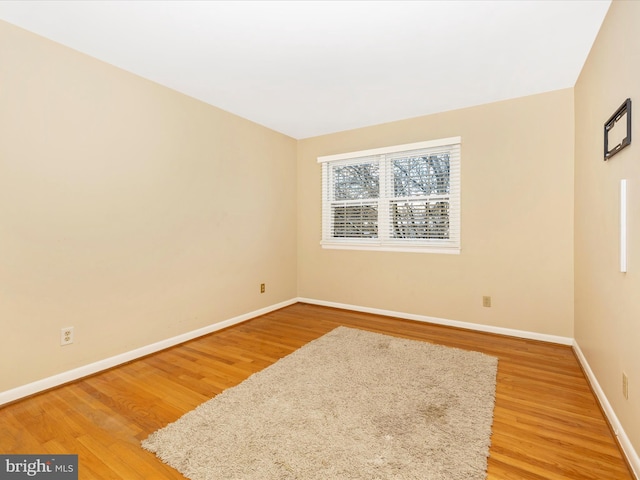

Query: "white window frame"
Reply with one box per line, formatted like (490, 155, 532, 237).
(318, 136, 461, 254)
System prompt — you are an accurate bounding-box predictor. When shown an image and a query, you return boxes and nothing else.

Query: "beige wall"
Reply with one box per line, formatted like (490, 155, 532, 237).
(575, 0, 640, 455)
(298, 90, 575, 337)
(0, 21, 298, 392)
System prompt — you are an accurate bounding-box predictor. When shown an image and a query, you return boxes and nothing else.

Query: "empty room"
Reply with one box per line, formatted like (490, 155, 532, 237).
(0, 1, 638, 479)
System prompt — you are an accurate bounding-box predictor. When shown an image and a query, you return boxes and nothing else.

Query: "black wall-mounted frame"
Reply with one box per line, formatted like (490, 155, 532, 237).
(604, 98, 631, 160)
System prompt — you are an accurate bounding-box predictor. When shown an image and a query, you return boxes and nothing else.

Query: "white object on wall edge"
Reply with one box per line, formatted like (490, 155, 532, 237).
(621, 179, 627, 273)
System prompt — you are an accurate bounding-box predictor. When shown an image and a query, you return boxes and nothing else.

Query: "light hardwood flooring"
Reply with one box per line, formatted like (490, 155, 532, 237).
(0, 303, 635, 479)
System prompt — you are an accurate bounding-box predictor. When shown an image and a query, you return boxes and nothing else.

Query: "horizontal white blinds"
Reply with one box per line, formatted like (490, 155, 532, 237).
(386, 144, 460, 245)
(320, 138, 461, 253)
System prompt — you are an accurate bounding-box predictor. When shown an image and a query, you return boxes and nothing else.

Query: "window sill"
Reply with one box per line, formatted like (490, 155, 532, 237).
(320, 241, 460, 255)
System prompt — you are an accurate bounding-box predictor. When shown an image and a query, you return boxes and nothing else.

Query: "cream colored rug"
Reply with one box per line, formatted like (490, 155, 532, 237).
(142, 326, 498, 480)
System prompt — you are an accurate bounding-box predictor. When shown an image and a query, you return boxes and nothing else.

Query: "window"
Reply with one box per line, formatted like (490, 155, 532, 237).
(319, 137, 460, 253)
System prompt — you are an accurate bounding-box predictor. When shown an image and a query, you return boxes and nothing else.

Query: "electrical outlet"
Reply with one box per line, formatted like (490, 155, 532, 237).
(623, 372, 629, 400)
(60, 327, 74, 346)
(260, 283, 266, 294)
(482, 296, 492, 308)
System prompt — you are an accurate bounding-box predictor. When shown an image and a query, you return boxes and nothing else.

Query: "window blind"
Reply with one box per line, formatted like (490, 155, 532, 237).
(320, 137, 461, 254)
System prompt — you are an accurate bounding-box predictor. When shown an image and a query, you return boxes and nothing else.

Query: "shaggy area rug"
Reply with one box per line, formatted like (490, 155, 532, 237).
(142, 326, 498, 480)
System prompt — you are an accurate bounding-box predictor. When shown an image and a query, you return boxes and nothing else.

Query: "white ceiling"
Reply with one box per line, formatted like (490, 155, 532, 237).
(0, 0, 611, 139)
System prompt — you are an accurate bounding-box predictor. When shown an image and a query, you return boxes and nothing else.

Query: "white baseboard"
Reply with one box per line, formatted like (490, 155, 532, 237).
(297, 297, 574, 345)
(0, 298, 297, 406)
(573, 341, 640, 480)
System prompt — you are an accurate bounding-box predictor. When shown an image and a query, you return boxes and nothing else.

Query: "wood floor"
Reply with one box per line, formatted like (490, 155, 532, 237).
(0, 303, 634, 479)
